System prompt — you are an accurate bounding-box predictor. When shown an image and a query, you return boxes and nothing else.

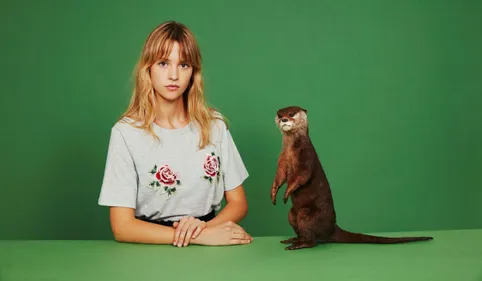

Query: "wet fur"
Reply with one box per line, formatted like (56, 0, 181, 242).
(271, 106, 433, 250)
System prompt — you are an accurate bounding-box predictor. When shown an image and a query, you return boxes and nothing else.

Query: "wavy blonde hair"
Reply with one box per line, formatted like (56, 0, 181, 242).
(120, 21, 226, 149)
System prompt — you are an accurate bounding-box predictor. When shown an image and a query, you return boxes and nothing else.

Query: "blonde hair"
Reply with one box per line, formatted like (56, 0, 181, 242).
(120, 20, 226, 148)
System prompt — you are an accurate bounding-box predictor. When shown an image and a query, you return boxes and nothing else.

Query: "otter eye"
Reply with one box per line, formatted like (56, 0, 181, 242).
(277, 114, 282, 119)
(288, 112, 294, 117)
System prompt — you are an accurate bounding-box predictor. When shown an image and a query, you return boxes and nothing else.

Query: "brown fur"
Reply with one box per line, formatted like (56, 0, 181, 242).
(271, 106, 433, 250)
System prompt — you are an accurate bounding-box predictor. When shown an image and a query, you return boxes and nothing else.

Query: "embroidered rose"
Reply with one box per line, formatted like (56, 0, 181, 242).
(156, 164, 177, 186)
(148, 164, 181, 198)
(203, 152, 220, 184)
(204, 155, 219, 177)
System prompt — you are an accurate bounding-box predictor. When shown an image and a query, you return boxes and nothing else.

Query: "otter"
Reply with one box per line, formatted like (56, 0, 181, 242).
(271, 106, 433, 250)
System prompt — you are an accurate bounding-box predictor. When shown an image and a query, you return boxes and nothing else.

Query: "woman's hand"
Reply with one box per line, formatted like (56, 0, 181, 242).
(191, 221, 253, 246)
(172, 217, 207, 247)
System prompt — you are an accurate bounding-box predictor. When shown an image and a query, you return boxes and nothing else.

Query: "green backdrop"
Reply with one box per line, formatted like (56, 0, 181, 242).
(1, 0, 481, 240)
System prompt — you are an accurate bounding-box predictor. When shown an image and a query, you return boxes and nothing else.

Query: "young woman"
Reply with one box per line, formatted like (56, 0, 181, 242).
(98, 21, 253, 247)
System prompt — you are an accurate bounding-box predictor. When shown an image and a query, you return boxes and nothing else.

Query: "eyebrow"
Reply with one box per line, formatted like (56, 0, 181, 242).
(158, 58, 188, 63)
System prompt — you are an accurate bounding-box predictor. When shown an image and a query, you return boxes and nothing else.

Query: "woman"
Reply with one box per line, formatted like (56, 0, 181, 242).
(98, 21, 253, 247)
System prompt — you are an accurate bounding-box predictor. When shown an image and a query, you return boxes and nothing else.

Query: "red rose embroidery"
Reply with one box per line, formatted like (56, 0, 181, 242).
(148, 164, 181, 197)
(203, 152, 220, 184)
(156, 164, 177, 186)
(204, 155, 219, 177)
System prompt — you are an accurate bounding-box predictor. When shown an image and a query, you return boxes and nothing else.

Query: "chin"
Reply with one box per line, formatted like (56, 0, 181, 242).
(281, 125, 292, 132)
(159, 93, 183, 102)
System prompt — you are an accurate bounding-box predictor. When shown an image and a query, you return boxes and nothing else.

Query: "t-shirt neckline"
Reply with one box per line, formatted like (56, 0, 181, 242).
(151, 121, 192, 135)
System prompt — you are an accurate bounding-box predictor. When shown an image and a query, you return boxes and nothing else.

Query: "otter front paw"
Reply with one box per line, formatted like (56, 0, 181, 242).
(271, 187, 278, 205)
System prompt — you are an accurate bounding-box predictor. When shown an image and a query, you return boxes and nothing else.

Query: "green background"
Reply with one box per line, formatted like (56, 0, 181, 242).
(1, 0, 481, 240)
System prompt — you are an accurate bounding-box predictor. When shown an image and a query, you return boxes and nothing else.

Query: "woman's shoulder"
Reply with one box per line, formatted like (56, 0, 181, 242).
(208, 109, 229, 134)
(110, 116, 147, 136)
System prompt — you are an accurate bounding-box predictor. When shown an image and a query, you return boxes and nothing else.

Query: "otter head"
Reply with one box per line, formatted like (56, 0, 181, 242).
(275, 106, 308, 134)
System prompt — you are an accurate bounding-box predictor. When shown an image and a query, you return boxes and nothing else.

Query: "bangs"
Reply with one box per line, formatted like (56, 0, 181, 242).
(146, 26, 200, 68)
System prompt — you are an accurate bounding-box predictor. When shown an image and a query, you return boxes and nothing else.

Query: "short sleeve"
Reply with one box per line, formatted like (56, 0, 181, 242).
(219, 124, 249, 191)
(98, 127, 138, 208)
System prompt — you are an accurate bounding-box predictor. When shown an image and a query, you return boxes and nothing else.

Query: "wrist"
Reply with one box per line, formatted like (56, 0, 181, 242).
(190, 228, 209, 245)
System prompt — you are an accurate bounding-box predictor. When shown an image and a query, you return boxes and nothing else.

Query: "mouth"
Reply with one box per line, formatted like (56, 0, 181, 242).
(165, 84, 180, 91)
(280, 123, 292, 131)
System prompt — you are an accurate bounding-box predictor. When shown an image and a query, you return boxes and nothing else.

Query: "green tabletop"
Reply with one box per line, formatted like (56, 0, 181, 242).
(1, 229, 481, 281)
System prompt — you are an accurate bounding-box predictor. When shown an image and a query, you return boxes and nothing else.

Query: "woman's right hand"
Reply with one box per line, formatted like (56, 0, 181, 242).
(191, 221, 253, 246)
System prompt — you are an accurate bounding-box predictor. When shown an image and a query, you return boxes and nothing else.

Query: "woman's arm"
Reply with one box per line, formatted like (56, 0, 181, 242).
(171, 185, 249, 246)
(109, 207, 176, 244)
(205, 185, 248, 227)
(109, 205, 252, 246)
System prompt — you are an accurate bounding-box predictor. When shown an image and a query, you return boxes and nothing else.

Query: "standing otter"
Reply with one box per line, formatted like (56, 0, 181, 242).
(271, 106, 433, 250)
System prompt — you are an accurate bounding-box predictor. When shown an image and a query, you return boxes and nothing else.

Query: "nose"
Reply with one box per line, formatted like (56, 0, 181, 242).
(281, 118, 288, 122)
(169, 66, 178, 80)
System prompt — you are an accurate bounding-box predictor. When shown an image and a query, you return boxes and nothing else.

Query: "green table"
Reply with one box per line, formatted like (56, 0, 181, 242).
(1, 229, 481, 281)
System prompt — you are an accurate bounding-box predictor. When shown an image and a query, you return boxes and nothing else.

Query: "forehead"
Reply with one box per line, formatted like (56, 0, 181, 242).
(156, 40, 191, 63)
(160, 42, 181, 59)
(277, 106, 301, 115)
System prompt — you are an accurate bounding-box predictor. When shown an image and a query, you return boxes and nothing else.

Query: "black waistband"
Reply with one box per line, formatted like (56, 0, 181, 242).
(137, 210, 216, 227)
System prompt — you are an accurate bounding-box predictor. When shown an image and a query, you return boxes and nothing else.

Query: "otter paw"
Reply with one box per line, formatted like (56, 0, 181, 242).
(280, 237, 299, 244)
(285, 240, 317, 250)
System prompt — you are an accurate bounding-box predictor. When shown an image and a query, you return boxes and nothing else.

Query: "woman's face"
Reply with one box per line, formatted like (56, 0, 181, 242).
(150, 41, 193, 103)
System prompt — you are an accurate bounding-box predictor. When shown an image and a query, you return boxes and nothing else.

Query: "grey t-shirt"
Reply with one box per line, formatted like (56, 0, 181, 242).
(98, 116, 249, 221)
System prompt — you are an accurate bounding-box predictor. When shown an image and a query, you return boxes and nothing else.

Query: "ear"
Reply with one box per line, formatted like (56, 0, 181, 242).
(302, 108, 307, 113)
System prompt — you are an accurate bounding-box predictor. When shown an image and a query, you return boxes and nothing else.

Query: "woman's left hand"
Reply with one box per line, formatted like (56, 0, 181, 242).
(172, 217, 207, 247)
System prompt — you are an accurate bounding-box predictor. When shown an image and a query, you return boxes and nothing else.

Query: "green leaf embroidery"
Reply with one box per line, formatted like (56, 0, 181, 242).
(149, 164, 158, 175)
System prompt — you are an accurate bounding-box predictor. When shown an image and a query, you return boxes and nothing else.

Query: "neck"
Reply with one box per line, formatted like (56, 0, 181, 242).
(282, 129, 308, 146)
(154, 96, 189, 129)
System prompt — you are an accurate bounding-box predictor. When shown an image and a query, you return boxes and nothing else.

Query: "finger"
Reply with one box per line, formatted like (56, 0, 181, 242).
(233, 230, 253, 241)
(173, 222, 179, 228)
(183, 222, 200, 246)
(192, 223, 206, 238)
(177, 217, 195, 247)
(229, 238, 252, 245)
(229, 231, 242, 239)
(232, 231, 253, 241)
(174, 217, 188, 245)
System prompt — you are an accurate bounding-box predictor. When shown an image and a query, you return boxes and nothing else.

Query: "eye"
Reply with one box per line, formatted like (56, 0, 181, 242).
(180, 62, 190, 68)
(288, 112, 294, 117)
(277, 114, 282, 119)
(158, 61, 168, 67)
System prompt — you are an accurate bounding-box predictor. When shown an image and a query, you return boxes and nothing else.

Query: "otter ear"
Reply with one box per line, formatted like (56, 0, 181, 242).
(302, 108, 307, 113)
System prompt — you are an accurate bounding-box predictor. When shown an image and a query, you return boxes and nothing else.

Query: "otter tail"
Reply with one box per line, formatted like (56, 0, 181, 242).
(330, 225, 433, 244)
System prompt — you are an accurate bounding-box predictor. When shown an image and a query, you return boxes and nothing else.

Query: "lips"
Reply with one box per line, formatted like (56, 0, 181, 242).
(165, 84, 179, 91)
